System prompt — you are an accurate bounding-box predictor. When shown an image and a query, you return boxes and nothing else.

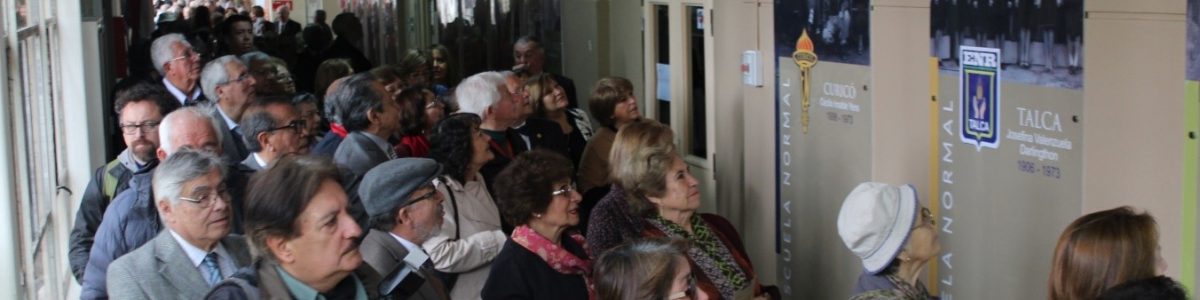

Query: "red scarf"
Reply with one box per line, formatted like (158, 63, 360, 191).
(330, 123, 348, 138)
(511, 225, 596, 299)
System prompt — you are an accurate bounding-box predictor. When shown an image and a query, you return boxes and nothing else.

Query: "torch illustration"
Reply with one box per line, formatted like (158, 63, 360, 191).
(792, 30, 818, 133)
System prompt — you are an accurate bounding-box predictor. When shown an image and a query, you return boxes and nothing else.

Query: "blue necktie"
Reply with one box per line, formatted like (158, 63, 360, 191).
(202, 252, 222, 286)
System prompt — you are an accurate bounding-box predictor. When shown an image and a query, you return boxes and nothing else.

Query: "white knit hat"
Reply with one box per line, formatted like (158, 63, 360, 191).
(837, 182, 918, 274)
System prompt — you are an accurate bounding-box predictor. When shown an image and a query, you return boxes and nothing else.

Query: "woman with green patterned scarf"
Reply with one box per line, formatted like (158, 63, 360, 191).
(612, 121, 775, 300)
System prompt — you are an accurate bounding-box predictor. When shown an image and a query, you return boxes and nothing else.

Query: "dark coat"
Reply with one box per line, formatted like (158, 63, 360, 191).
(513, 118, 568, 159)
(334, 131, 390, 229)
(310, 130, 345, 158)
(69, 154, 146, 281)
(480, 238, 590, 300)
(322, 37, 374, 74)
(479, 128, 528, 234)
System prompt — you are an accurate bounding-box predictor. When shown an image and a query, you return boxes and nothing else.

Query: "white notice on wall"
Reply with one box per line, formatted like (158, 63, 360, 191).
(656, 63, 671, 102)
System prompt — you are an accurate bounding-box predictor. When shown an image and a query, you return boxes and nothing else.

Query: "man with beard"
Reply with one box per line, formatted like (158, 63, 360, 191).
(69, 82, 181, 281)
(152, 34, 207, 106)
(355, 158, 449, 300)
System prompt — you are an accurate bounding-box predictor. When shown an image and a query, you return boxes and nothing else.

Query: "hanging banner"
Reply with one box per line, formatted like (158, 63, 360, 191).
(775, 1, 872, 299)
(930, 0, 1084, 298)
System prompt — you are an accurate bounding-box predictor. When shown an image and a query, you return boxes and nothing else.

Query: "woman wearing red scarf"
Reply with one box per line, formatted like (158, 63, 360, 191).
(483, 150, 594, 299)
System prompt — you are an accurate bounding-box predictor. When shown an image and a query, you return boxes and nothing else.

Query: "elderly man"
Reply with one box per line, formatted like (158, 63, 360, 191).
(355, 158, 449, 299)
(333, 73, 397, 227)
(273, 6, 301, 66)
(513, 35, 578, 108)
(152, 33, 206, 106)
(241, 51, 296, 97)
(455, 71, 525, 193)
(80, 107, 246, 300)
(206, 156, 367, 299)
(201, 55, 257, 164)
(70, 83, 181, 281)
(311, 76, 349, 157)
(106, 149, 252, 299)
(503, 71, 567, 155)
(250, 5, 273, 37)
(239, 96, 308, 171)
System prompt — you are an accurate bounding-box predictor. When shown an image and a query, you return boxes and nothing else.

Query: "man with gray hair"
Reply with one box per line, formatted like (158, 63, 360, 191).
(513, 35, 579, 108)
(355, 158, 449, 299)
(238, 96, 308, 171)
(332, 73, 396, 228)
(201, 55, 258, 164)
(81, 107, 248, 299)
(106, 149, 252, 299)
(455, 71, 526, 192)
(152, 33, 207, 106)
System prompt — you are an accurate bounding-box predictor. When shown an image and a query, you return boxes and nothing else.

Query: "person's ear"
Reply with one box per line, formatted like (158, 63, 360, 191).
(394, 207, 409, 226)
(156, 148, 168, 161)
(267, 236, 294, 264)
(156, 199, 173, 222)
(256, 131, 271, 152)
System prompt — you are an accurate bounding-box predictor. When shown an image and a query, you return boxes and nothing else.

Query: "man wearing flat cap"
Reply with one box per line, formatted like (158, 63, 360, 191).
(355, 158, 449, 300)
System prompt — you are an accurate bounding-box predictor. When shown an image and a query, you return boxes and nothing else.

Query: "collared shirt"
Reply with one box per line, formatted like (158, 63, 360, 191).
(167, 229, 236, 276)
(216, 106, 240, 133)
(389, 232, 426, 258)
(162, 77, 201, 106)
(252, 153, 268, 168)
(276, 265, 368, 300)
(361, 132, 394, 155)
(510, 121, 533, 150)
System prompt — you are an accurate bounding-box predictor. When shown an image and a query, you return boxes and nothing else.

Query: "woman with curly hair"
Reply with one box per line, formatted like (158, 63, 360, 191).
(525, 73, 594, 167)
(484, 149, 592, 299)
(424, 113, 506, 299)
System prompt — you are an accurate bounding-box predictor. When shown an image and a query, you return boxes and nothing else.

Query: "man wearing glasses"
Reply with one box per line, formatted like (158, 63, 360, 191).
(201, 55, 258, 165)
(81, 107, 241, 300)
(151, 34, 206, 106)
(70, 82, 180, 282)
(106, 149, 252, 299)
(238, 96, 310, 171)
(356, 158, 449, 300)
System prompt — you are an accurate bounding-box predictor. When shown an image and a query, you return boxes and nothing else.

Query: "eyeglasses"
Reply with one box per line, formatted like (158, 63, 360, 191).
(169, 50, 199, 63)
(404, 184, 440, 207)
(225, 71, 252, 84)
(914, 207, 936, 229)
(267, 119, 306, 133)
(667, 274, 697, 300)
(179, 187, 231, 209)
(119, 121, 162, 135)
(551, 182, 577, 197)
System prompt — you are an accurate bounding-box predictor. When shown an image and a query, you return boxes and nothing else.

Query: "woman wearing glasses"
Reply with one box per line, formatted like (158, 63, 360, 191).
(424, 113, 507, 299)
(484, 150, 593, 299)
(594, 238, 708, 300)
(837, 182, 940, 300)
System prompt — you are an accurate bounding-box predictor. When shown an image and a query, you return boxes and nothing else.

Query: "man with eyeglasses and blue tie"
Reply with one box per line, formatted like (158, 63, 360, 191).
(201, 55, 258, 165)
(106, 149, 252, 300)
(82, 106, 249, 300)
(70, 82, 180, 282)
(237, 96, 310, 172)
(151, 34, 207, 106)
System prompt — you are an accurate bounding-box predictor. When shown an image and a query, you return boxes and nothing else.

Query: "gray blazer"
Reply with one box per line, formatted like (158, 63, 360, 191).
(333, 131, 391, 176)
(356, 230, 447, 300)
(107, 231, 252, 300)
(210, 108, 249, 165)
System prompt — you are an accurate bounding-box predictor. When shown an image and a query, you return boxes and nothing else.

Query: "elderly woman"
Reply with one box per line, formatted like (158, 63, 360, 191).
(1048, 206, 1166, 300)
(595, 238, 705, 300)
(292, 93, 324, 145)
(587, 120, 671, 255)
(483, 150, 592, 299)
(206, 155, 366, 299)
(621, 127, 770, 300)
(577, 76, 641, 195)
(424, 113, 506, 299)
(837, 182, 940, 300)
(526, 73, 594, 167)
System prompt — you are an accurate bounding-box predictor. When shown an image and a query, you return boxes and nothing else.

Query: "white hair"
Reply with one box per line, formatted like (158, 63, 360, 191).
(152, 148, 226, 207)
(159, 106, 224, 154)
(454, 71, 505, 116)
(151, 34, 191, 75)
(201, 55, 243, 102)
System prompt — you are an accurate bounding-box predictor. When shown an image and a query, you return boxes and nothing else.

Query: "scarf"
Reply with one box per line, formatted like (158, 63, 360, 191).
(511, 225, 596, 299)
(648, 214, 749, 299)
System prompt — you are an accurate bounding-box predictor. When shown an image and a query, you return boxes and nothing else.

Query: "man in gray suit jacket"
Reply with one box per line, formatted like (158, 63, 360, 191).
(200, 55, 258, 164)
(355, 158, 449, 300)
(106, 149, 252, 299)
(237, 96, 309, 172)
(331, 73, 398, 227)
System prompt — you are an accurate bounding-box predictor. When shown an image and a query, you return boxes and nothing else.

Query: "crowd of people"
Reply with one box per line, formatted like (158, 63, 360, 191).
(66, 2, 1182, 300)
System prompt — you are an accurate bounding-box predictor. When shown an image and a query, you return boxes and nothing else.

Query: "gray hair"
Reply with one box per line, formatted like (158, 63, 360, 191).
(152, 148, 227, 206)
(454, 72, 505, 116)
(241, 97, 293, 152)
(201, 55, 243, 102)
(159, 106, 225, 154)
(151, 33, 191, 75)
(330, 73, 382, 132)
(239, 51, 274, 66)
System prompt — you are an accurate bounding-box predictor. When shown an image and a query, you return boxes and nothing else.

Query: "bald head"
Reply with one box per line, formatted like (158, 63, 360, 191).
(157, 107, 224, 160)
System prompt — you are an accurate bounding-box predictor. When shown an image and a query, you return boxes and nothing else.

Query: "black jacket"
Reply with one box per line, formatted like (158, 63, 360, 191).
(481, 238, 590, 300)
(68, 155, 148, 281)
